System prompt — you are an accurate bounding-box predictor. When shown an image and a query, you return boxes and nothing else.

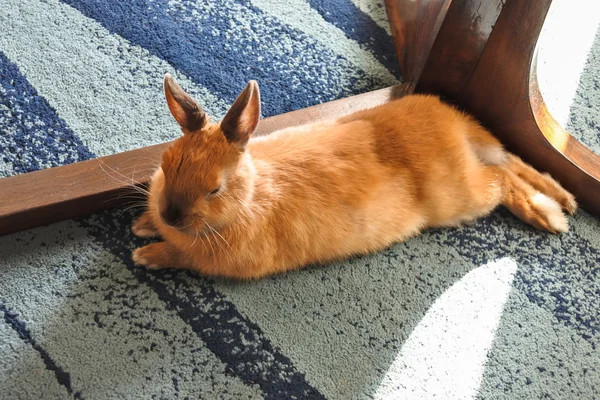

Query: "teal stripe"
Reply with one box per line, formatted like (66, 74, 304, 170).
(478, 289, 600, 399)
(306, 0, 400, 77)
(1, 304, 81, 398)
(0, 51, 95, 177)
(60, 0, 395, 117)
(349, 0, 392, 35)
(249, 0, 399, 85)
(0, 315, 69, 399)
(0, 222, 262, 398)
(0, 0, 228, 157)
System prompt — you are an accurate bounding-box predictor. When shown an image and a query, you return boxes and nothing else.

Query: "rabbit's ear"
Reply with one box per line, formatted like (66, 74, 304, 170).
(164, 73, 207, 133)
(220, 80, 260, 150)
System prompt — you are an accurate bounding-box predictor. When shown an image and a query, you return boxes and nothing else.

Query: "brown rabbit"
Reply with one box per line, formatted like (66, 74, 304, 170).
(131, 74, 577, 279)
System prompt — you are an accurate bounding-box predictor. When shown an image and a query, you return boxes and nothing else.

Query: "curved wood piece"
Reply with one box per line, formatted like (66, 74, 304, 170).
(415, 0, 505, 101)
(384, 0, 453, 86)
(387, 0, 600, 213)
(459, 0, 600, 213)
(528, 63, 600, 211)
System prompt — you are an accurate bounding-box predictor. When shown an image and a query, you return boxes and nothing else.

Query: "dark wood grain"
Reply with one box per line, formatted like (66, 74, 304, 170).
(460, 0, 600, 213)
(0, 84, 412, 236)
(416, 0, 505, 100)
(384, 0, 453, 86)
(387, 0, 600, 213)
(460, 0, 548, 127)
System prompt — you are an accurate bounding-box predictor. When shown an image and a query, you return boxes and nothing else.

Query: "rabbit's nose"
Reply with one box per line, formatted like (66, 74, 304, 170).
(161, 203, 183, 227)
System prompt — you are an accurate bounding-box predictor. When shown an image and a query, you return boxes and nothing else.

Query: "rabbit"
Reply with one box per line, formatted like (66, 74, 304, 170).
(131, 74, 577, 279)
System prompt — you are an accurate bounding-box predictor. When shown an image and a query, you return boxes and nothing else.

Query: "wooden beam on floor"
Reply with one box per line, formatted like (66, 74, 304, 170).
(0, 84, 412, 236)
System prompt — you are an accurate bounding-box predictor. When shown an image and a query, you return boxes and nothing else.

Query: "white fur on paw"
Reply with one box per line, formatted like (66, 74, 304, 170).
(132, 249, 159, 269)
(531, 192, 569, 232)
(541, 173, 578, 214)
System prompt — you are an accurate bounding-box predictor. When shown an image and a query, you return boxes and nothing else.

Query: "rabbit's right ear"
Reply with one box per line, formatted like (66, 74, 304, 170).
(220, 80, 260, 151)
(164, 73, 207, 134)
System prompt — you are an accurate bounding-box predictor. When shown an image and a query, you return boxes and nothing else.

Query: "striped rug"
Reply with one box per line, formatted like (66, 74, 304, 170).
(1, 1, 600, 399)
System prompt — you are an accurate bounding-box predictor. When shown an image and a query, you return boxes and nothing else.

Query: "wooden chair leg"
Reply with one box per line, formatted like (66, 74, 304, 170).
(386, 0, 600, 214)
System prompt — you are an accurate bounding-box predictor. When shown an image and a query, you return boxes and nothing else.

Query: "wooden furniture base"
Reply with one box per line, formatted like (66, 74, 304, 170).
(0, 85, 411, 236)
(386, 0, 600, 213)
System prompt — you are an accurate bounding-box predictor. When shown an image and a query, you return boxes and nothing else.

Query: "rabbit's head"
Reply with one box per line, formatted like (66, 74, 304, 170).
(149, 74, 260, 236)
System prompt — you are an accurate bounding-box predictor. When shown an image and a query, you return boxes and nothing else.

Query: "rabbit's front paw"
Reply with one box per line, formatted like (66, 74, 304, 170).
(132, 211, 159, 238)
(132, 245, 161, 269)
(132, 242, 187, 270)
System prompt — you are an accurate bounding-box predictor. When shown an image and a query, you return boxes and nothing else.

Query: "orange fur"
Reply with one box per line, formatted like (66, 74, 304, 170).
(131, 75, 577, 279)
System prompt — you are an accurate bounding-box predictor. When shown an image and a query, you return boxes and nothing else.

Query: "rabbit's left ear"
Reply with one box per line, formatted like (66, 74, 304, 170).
(220, 80, 260, 150)
(163, 73, 207, 134)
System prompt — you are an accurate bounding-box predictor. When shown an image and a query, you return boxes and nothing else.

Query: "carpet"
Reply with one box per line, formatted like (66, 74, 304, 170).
(1, 1, 600, 399)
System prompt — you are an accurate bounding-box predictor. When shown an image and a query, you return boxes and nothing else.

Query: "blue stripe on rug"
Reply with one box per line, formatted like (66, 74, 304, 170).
(59, 0, 390, 117)
(0, 304, 83, 399)
(306, 0, 401, 78)
(79, 211, 326, 400)
(0, 52, 95, 176)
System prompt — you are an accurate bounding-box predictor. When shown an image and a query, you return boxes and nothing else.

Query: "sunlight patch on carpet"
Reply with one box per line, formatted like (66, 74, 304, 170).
(374, 257, 518, 400)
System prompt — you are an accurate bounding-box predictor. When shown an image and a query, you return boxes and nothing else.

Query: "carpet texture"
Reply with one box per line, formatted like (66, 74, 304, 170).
(1, 1, 600, 399)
